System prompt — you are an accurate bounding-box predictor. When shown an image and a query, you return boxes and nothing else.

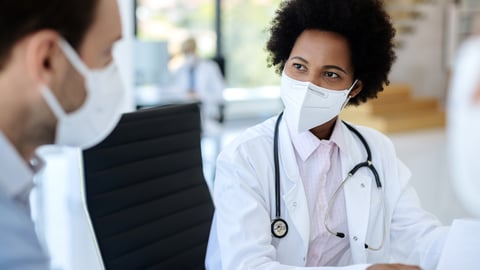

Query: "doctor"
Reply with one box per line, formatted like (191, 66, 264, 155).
(168, 37, 225, 123)
(0, 0, 125, 268)
(206, 0, 448, 269)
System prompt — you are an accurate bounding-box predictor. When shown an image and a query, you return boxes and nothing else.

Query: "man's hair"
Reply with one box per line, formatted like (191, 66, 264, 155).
(182, 37, 197, 54)
(0, 0, 99, 70)
(266, 0, 396, 105)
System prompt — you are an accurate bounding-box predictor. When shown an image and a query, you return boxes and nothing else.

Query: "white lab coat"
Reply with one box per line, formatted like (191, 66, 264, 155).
(206, 116, 448, 270)
(447, 36, 480, 217)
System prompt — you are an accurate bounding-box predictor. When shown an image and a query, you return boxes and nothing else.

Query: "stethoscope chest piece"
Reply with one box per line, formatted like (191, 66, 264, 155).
(271, 218, 288, 238)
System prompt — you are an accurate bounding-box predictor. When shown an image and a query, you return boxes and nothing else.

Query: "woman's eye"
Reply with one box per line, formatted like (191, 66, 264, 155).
(293, 63, 305, 70)
(324, 71, 339, 78)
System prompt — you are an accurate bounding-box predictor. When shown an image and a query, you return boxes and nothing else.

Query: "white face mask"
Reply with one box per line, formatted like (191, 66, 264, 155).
(41, 39, 126, 149)
(280, 71, 358, 133)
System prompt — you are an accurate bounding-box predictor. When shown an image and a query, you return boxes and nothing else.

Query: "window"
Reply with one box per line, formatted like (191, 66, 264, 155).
(136, 0, 281, 88)
(136, 0, 217, 60)
(222, 0, 281, 87)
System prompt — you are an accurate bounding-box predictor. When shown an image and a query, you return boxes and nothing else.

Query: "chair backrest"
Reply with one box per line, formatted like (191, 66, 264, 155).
(82, 103, 214, 270)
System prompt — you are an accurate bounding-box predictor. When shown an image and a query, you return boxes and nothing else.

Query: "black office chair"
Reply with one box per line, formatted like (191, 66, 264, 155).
(82, 103, 214, 270)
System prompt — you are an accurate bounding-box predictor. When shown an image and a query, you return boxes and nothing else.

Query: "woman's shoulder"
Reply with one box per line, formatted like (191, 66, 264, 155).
(353, 124, 389, 139)
(344, 122, 411, 186)
(344, 122, 395, 151)
(220, 116, 278, 157)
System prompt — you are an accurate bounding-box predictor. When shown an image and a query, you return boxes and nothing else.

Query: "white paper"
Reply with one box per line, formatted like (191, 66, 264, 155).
(436, 219, 480, 270)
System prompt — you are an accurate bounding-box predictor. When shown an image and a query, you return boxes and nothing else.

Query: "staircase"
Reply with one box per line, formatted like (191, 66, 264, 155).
(340, 0, 446, 133)
(340, 84, 445, 133)
(385, 0, 432, 48)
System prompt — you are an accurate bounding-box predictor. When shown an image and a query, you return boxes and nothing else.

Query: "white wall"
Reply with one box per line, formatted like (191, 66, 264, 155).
(387, 0, 479, 224)
(389, 0, 450, 103)
(389, 129, 472, 225)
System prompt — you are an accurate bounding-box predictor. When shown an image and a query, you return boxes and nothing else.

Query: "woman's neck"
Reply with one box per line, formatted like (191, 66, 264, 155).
(309, 117, 338, 140)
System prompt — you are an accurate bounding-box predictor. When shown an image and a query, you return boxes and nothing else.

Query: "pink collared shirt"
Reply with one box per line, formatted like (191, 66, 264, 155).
(287, 119, 351, 266)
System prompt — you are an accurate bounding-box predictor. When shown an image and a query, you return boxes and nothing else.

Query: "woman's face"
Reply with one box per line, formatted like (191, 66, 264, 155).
(284, 29, 360, 92)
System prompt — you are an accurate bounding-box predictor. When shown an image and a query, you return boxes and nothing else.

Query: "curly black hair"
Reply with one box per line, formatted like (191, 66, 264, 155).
(266, 0, 396, 105)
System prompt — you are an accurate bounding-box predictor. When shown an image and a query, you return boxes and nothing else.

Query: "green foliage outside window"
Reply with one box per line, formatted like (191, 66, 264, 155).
(136, 0, 281, 88)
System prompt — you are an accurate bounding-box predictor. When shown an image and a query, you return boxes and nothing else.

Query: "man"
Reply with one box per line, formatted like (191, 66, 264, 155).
(0, 0, 125, 268)
(168, 37, 225, 124)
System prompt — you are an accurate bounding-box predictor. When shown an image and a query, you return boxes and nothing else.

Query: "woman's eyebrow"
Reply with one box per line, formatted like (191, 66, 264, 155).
(289, 56, 309, 64)
(324, 65, 348, 75)
(290, 56, 350, 75)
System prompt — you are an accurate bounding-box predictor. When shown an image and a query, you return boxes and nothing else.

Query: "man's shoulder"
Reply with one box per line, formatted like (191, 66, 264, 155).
(0, 193, 32, 227)
(0, 193, 49, 269)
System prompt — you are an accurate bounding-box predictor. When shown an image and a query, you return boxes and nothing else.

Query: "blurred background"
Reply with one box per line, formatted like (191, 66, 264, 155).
(28, 0, 480, 269)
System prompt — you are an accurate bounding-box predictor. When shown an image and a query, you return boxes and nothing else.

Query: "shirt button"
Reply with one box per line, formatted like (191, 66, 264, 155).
(303, 257, 306, 261)
(360, 183, 365, 188)
(292, 202, 297, 207)
(353, 236, 358, 241)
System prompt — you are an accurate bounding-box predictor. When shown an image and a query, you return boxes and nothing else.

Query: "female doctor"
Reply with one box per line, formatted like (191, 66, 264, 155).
(206, 0, 448, 269)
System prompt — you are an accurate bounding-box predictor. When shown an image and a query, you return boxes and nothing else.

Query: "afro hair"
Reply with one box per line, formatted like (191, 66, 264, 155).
(266, 0, 396, 105)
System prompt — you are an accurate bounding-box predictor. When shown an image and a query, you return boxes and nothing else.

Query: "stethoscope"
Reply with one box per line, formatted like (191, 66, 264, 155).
(271, 112, 386, 251)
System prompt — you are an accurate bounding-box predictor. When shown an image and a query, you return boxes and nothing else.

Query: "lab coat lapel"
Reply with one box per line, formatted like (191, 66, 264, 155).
(278, 119, 310, 249)
(341, 123, 372, 263)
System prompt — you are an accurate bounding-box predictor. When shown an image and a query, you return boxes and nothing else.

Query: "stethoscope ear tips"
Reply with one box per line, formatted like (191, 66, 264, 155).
(336, 232, 345, 238)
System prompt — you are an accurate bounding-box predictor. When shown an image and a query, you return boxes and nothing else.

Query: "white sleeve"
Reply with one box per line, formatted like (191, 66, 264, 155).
(389, 159, 449, 270)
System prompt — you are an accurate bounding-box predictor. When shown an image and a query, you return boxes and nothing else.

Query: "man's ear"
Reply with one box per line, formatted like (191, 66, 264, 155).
(350, 80, 363, 98)
(24, 30, 66, 86)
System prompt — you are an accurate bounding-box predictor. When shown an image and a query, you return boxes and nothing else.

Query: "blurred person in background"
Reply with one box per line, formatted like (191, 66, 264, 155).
(0, 0, 126, 268)
(168, 36, 226, 126)
(446, 15, 480, 217)
(206, 0, 448, 269)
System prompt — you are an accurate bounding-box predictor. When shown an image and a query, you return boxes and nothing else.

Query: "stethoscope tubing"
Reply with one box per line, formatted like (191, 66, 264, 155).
(273, 112, 283, 219)
(271, 113, 385, 250)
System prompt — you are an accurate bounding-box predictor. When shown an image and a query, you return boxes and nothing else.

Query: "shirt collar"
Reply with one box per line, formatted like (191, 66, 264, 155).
(0, 132, 42, 200)
(286, 118, 348, 161)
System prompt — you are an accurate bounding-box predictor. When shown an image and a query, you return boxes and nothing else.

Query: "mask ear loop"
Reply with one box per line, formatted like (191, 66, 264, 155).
(57, 39, 90, 77)
(40, 85, 67, 120)
(341, 95, 352, 110)
(39, 40, 88, 122)
(341, 79, 359, 109)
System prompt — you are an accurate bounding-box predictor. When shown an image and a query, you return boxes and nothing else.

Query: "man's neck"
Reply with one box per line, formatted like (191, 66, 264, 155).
(0, 92, 53, 162)
(0, 128, 37, 162)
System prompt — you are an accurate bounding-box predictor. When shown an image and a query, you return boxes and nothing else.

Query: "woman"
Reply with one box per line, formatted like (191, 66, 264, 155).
(206, 0, 448, 269)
